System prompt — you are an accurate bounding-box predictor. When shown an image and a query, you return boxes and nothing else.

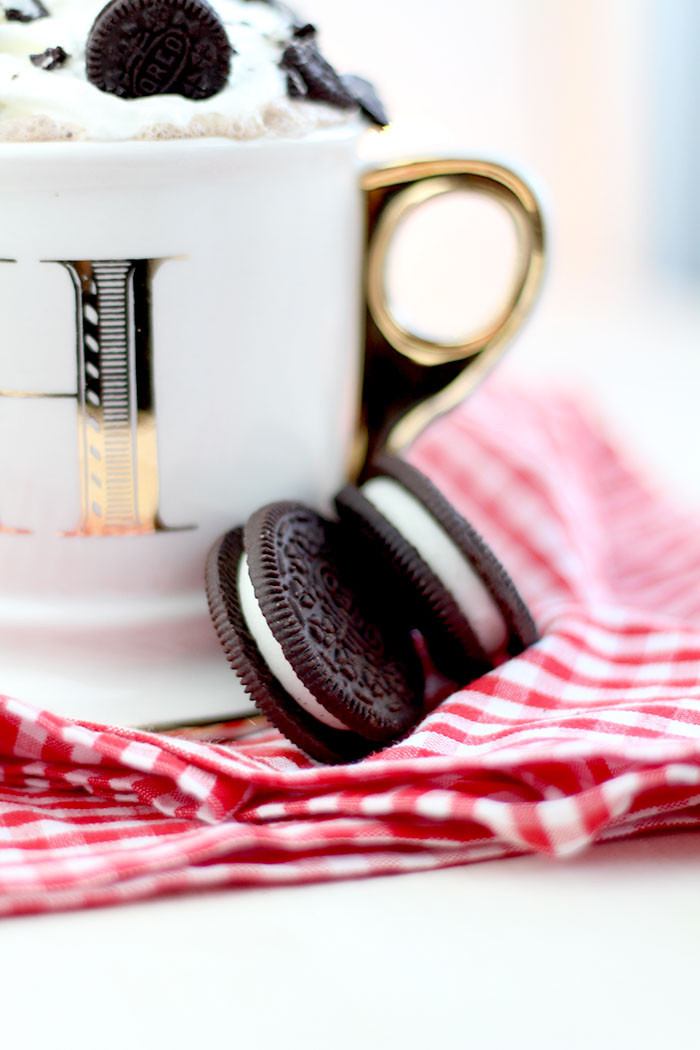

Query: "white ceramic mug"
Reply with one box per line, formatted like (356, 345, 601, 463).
(0, 125, 544, 726)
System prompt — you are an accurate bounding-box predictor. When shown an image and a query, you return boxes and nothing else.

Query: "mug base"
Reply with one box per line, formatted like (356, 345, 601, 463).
(0, 593, 256, 728)
(0, 647, 256, 728)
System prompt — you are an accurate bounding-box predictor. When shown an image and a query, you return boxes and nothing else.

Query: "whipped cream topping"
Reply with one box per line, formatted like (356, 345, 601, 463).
(0, 0, 360, 140)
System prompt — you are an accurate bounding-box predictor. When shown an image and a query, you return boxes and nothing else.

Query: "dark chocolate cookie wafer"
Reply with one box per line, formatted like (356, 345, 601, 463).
(340, 74, 389, 127)
(4, 1, 48, 22)
(86, 0, 231, 101)
(280, 39, 356, 109)
(30, 46, 69, 71)
(335, 455, 538, 683)
(206, 504, 424, 763)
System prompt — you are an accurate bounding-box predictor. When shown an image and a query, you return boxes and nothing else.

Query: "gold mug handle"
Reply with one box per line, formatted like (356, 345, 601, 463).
(353, 158, 546, 479)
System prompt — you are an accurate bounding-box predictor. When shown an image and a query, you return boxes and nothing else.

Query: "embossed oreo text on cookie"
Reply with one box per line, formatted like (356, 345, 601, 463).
(86, 0, 232, 101)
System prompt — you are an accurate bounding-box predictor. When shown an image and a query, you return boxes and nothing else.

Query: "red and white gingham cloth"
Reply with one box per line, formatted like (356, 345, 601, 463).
(2, 383, 700, 917)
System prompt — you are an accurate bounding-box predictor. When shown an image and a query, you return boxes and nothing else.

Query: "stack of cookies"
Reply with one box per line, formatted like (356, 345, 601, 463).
(206, 457, 537, 763)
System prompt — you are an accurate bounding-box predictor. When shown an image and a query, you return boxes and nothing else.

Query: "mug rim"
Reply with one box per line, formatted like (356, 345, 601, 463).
(0, 121, 363, 162)
(0, 121, 365, 189)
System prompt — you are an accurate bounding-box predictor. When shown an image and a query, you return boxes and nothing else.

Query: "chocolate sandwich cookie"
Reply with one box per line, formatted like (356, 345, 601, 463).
(335, 455, 538, 684)
(206, 503, 424, 764)
(86, 0, 231, 101)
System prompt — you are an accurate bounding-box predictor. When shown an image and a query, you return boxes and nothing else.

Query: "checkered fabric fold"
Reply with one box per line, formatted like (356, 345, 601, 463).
(2, 384, 700, 917)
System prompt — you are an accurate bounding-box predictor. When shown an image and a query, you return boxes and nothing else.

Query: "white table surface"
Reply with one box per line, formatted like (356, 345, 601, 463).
(3, 285, 700, 1050)
(2, 833, 699, 1049)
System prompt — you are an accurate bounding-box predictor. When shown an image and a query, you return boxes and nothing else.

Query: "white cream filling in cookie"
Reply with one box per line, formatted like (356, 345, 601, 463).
(237, 553, 351, 732)
(361, 477, 508, 654)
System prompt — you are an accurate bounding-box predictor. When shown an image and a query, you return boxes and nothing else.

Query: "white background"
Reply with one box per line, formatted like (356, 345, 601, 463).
(310, 0, 700, 503)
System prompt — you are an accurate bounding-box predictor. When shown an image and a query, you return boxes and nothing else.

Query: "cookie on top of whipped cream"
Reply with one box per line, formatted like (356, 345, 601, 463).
(0, 0, 388, 141)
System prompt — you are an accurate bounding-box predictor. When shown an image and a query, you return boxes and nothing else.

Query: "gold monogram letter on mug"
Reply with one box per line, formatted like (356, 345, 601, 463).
(0, 130, 544, 726)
